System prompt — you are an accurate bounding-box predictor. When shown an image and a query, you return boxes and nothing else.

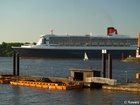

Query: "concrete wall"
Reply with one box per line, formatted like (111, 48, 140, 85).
(83, 71, 94, 82)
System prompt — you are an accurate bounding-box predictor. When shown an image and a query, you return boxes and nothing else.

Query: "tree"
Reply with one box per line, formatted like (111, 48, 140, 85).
(0, 42, 23, 57)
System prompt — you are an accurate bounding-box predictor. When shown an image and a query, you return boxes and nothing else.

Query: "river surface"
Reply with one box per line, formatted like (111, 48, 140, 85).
(0, 57, 140, 105)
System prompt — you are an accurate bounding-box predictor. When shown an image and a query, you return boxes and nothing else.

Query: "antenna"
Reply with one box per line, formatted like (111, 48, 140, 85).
(90, 33, 92, 36)
(65, 33, 68, 36)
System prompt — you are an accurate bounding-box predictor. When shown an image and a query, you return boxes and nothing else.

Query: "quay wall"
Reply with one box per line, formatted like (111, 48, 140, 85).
(102, 83, 140, 92)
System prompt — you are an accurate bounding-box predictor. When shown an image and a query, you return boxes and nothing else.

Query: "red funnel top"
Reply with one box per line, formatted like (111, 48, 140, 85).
(107, 27, 118, 36)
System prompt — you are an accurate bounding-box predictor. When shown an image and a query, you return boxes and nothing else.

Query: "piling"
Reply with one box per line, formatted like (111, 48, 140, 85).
(13, 53, 16, 76)
(102, 50, 106, 78)
(16, 53, 20, 76)
(121, 53, 124, 60)
(108, 54, 112, 79)
(138, 35, 140, 55)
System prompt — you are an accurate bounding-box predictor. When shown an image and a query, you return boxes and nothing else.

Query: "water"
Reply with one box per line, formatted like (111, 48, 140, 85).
(0, 57, 140, 105)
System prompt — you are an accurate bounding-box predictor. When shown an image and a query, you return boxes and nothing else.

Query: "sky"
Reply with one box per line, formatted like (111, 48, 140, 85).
(0, 0, 140, 43)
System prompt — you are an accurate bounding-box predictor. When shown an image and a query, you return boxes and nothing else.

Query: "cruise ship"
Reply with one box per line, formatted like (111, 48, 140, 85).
(12, 27, 138, 59)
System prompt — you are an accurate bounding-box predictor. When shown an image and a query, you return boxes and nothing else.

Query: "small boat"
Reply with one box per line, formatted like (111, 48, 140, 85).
(83, 52, 88, 60)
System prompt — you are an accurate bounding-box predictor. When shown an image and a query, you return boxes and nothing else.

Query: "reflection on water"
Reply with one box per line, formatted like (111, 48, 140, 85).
(0, 57, 140, 105)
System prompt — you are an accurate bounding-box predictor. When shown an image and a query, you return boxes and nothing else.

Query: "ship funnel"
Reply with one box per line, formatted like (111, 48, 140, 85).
(107, 27, 118, 36)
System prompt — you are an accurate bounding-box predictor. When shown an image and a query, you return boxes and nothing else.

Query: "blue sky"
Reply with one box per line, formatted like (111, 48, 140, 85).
(0, 0, 140, 43)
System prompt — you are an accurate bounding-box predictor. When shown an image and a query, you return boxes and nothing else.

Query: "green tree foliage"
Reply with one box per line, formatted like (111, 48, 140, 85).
(0, 42, 23, 57)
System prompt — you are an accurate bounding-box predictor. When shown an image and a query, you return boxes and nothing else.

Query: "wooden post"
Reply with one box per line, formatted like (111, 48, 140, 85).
(108, 54, 112, 79)
(16, 53, 20, 76)
(121, 53, 124, 60)
(102, 50, 106, 78)
(13, 53, 16, 76)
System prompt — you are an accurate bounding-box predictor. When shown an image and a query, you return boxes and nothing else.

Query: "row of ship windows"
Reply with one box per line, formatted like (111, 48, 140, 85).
(49, 42, 136, 46)
(49, 41, 137, 44)
(49, 40, 136, 43)
(50, 39, 136, 42)
(49, 38, 136, 41)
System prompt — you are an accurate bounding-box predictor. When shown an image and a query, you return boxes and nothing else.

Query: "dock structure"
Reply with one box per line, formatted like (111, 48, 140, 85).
(70, 69, 117, 88)
(102, 83, 140, 92)
(85, 77, 117, 85)
(9, 76, 83, 90)
(70, 69, 100, 82)
(9, 69, 116, 89)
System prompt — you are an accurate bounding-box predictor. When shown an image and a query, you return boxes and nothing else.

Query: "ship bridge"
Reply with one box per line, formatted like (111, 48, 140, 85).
(36, 35, 50, 46)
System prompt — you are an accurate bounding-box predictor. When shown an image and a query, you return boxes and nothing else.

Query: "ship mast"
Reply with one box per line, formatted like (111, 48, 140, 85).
(50, 29, 53, 35)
